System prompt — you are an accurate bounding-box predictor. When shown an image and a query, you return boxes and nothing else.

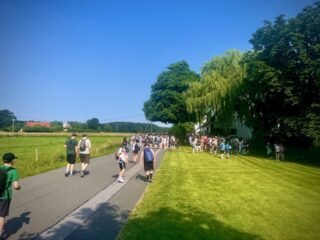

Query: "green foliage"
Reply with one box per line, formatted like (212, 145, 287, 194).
(108, 122, 168, 133)
(239, 2, 320, 146)
(168, 123, 193, 144)
(102, 123, 113, 132)
(24, 126, 53, 132)
(0, 109, 16, 129)
(86, 118, 100, 130)
(144, 61, 200, 124)
(186, 50, 244, 130)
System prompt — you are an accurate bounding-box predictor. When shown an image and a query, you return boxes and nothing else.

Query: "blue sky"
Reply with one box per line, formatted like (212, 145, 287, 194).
(0, 0, 315, 126)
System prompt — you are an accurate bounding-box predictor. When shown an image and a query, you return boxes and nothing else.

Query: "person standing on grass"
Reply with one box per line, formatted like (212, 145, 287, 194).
(219, 140, 226, 159)
(78, 134, 91, 177)
(64, 133, 78, 177)
(275, 143, 281, 160)
(225, 142, 231, 159)
(0, 153, 21, 240)
(117, 144, 128, 183)
(140, 142, 156, 182)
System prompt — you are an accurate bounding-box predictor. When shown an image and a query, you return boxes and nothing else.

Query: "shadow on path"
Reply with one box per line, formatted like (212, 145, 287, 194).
(5, 211, 32, 239)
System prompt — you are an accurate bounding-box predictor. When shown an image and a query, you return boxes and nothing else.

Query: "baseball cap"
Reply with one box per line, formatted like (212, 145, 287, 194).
(2, 152, 18, 163)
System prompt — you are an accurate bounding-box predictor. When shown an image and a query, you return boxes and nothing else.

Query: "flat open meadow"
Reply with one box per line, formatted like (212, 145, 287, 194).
(118, 147, 320, 240)
(0, 133, 129, 178)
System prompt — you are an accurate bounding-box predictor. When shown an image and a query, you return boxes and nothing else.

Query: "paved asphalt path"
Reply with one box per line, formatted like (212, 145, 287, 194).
(5, 149, 165, 240)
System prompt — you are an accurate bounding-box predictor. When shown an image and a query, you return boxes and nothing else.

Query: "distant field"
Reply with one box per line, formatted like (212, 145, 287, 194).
(0, 134, 127, 178)
(118, 147, 320, 240)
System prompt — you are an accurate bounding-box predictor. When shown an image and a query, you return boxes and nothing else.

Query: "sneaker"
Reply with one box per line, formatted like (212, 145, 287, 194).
(80, 171, 84, 177)
(118, 178, 124, 183)
(69, 172, 73, 176)
(65, 172, 69, 177)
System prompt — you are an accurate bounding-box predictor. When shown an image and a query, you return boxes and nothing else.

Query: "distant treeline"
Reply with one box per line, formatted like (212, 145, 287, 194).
(108, 122, 168, 133)
(0, 110, 168, 133)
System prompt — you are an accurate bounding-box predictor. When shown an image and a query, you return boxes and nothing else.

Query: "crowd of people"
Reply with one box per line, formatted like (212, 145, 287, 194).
(188, 134, 250, 159)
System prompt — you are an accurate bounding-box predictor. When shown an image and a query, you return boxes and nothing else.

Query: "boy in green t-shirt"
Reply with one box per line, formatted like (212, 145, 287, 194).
(0, 152, 21, 239)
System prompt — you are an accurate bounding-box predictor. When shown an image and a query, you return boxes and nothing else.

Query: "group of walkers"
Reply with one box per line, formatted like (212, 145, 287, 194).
(266, 142, 285, 160)
(64, 133, 92, 177)
(189, 134, 249, 159)
(116, 135, 157, 183)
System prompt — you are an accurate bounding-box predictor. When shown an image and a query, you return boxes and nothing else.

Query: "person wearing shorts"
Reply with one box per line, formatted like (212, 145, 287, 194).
(140, 143, 156, 182)
(64, 133, 78, 177)
(117, 144, 128, 183)
(79, 134, 91, 177)
(0, 153, 21, 239)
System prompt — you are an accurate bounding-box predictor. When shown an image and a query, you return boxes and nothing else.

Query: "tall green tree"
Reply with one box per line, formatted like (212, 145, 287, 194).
(186, 50, 245, 130)
(143, 61, 200, 124)
(86, 118, 100, 130)
(239, 2, 320, 145)
(0, 109, 16, 129)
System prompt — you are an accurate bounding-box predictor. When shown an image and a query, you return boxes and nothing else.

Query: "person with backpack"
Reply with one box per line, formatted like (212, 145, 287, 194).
(78, 134, 91, 177)
(140, 142, 156, 182)
(117, 144, 128, 183)
(132, 139, 140, 164)
(0, 152, 21, 240)
(64, 133, 78, 177)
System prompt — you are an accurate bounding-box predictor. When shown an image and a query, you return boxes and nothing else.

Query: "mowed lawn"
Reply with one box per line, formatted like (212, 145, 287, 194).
(0, 135, 123, 178)
(118, 147, 320, 240)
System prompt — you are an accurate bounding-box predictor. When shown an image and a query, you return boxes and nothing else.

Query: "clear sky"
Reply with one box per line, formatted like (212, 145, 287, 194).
(0, 0, 315, 125)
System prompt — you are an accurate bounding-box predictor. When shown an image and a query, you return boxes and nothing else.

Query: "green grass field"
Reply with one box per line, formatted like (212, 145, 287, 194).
(0, 135, 124, 178)
(118, 147, 320, 240)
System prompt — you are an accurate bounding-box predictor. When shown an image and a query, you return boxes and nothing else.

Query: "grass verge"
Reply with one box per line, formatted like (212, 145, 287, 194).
(118, 147, 320, 240)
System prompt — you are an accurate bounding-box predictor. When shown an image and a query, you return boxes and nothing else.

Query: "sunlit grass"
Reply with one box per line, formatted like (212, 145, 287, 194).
(118, 147, 320, 240)
(0, 135, 123, 178)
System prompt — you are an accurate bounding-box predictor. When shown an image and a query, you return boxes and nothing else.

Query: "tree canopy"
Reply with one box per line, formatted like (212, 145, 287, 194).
(143, 61, 200, 124)
(238, 2, 320, 145)
(186, 50, 245, 129)
(0, 109, 16, 129)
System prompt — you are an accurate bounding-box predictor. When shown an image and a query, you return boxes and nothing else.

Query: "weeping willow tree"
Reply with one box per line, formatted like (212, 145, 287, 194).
(185, 49, 245, 131)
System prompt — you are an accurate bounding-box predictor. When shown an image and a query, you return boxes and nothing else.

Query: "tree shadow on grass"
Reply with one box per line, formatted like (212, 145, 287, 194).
(118, 207, 263, 240)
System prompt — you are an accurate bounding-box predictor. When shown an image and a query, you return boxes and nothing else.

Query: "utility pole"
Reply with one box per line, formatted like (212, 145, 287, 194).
(12, 118, 15, 133)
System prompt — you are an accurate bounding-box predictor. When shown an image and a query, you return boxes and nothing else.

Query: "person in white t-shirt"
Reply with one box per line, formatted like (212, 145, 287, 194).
(78, 134, 91, 177)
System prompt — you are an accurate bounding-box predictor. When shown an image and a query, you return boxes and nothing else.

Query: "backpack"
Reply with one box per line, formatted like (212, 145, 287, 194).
(144, 148, 154, 162)
(0, 167, 13, 197)
(134, 143, 140, 152)
(79, 139, 87, 151)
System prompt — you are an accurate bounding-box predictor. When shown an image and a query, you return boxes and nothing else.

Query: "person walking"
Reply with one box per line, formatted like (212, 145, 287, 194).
(0, 153, 21, 240)
(117, 144, 128, 183)
(132, 139, 140, 164)
(64, 133, 78, 177)
(140, 142, 156, 182)
(78, 134, 91, 177)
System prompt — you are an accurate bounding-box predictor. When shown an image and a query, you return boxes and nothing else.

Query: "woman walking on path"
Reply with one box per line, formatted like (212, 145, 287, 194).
(117, 144, 128, 183)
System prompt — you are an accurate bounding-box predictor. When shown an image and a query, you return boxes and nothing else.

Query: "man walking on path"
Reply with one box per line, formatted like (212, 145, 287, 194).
(140, 143, 156, 182)
(0, 153, 21, 240)
(64, 133, 78, 177)
(79, 134, 91, 177)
